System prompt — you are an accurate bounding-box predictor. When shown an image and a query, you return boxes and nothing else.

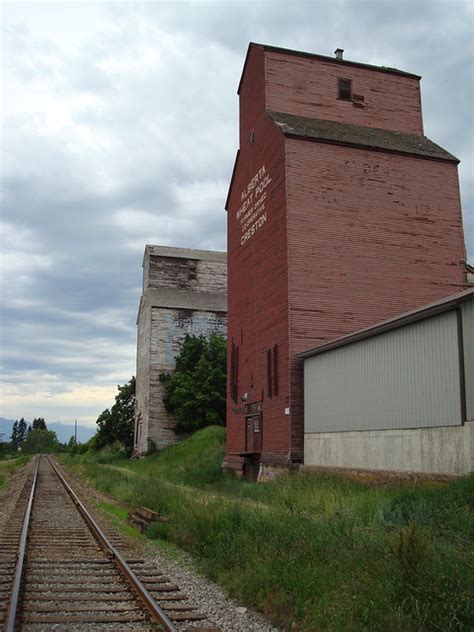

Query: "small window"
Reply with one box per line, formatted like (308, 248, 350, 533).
(338, 78, 352, 101)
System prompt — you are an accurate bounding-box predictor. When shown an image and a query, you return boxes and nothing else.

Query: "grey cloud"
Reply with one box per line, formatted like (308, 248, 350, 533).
(1, 0, 472, 424)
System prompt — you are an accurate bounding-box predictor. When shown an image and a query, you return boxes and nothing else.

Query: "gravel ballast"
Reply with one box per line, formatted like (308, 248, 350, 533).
(52, 460, 280, 632)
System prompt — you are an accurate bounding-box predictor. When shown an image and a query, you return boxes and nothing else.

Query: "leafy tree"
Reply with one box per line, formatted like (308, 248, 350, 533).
(17, 418, 28, 443)
(67, 435, 76, 451)
(160, 334, 226, 434)
(10, 418, 27, 450)
(23, 428, 60, 454)
(10, 421, 19, 449)
(95, 377, 136, 454)
(32, 417, 47, 431)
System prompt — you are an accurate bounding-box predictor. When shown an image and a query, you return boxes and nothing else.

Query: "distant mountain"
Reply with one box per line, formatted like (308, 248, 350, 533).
(0, 417, 96, 444)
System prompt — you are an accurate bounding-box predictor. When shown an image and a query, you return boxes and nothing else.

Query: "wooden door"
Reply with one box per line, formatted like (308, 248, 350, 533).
(245, 414, 262, 453)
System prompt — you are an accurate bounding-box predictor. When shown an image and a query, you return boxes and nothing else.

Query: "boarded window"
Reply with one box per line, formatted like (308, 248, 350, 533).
(231, 342, 239, 402)
(273, 344, 279, 396)
(235, 345, 239, 400)
(338, 78, 352, 101)
(267, 345, 279, 398)
(267, 349, 273, 398)
(230, 343, 235, 401)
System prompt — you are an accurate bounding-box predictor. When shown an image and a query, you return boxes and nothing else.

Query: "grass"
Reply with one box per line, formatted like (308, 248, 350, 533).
(0, 455, 30, 490)
(59, 427, 474, 631)
(98, 500, 128, 520)
(97, 501, 144, 540)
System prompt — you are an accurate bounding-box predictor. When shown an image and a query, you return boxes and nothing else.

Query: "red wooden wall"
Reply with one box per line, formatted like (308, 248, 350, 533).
(224, 43, 467, 471)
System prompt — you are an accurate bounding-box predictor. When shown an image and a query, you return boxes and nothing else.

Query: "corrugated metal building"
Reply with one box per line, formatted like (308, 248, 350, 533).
(223, 42, 471, 478)
(301, 290, 473, 475)
(134, 246, 227, 455)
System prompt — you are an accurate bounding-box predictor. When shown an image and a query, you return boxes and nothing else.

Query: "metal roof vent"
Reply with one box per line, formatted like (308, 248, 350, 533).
(334, 48, 344, 61)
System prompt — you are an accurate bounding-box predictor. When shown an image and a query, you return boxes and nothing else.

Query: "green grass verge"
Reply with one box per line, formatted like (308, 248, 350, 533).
(60, 427, 474, 631)
(96, 501, 143, 540)
(0, 455, 30, 490)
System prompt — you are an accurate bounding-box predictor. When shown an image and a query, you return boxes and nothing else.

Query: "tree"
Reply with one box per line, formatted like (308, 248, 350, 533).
(67, 435, 76, 451)
(10, 421, 19, 449)
(23, 428, 60, 454)
(160, 334, 226, 434)
(32, 417, 47, 431)
(95, 377, 136, 454)
(17, 418, 28, 443)
(10, 418, 27, 450)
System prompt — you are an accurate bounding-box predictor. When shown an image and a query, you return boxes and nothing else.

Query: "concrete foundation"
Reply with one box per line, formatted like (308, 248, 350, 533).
(304, 422, 474, 476)
(257, 464, 300, 482)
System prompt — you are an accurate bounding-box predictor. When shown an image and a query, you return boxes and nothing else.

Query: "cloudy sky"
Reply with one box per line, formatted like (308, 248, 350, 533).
(1, 0, 473, 428)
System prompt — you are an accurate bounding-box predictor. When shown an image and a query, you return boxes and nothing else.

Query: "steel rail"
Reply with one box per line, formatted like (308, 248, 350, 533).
(46, 456, 177, 632)
(5, 455, 41, 632)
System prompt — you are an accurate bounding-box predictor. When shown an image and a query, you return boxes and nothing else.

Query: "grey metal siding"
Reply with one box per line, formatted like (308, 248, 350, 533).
(304, 310, 461, 433)
(462, 298, 474, 421)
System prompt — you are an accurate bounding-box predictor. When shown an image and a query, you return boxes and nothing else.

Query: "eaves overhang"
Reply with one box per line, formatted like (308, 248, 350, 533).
(268, 111, 459, 163)
(141, 287, 227, 313)
(299, 288, 474, 360)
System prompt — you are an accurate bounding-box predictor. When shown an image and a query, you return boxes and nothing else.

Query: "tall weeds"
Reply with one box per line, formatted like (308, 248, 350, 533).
(61, 427, 474, 631)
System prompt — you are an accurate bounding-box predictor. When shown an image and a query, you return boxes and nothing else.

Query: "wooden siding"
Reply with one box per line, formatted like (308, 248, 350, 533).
(265, 49, 424, 134)
(225, 43, 468, 469)
(286, 139, 467, 448)
(226, 44, 291, 461)
(135, 247, 227, 454)
(135, 302, 151, 453)
(147, 255, 227, 293)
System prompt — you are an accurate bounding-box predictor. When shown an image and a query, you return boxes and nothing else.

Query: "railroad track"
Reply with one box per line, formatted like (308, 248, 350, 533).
(0, 455, 219, 631)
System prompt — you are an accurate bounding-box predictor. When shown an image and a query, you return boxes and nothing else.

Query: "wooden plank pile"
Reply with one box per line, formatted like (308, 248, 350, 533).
(128, 506, 166, 532)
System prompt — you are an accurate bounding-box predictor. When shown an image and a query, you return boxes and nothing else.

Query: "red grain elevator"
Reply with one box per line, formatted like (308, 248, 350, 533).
(223, 43, 469, 478)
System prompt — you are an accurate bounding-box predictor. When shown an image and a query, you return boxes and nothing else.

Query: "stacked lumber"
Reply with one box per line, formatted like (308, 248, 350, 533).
(128, 506, 166, 532)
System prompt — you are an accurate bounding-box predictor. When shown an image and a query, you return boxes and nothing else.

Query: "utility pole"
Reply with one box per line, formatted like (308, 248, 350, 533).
(74, 419, 77, 446)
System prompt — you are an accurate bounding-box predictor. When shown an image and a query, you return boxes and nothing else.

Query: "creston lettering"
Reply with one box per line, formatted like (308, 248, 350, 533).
(236, 165, 272, 246)
(240, 212, 267, 246)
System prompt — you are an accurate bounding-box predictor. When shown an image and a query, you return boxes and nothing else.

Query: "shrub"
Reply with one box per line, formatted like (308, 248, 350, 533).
(160, 334, 226, 434)
(94, 377, 135, 454)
